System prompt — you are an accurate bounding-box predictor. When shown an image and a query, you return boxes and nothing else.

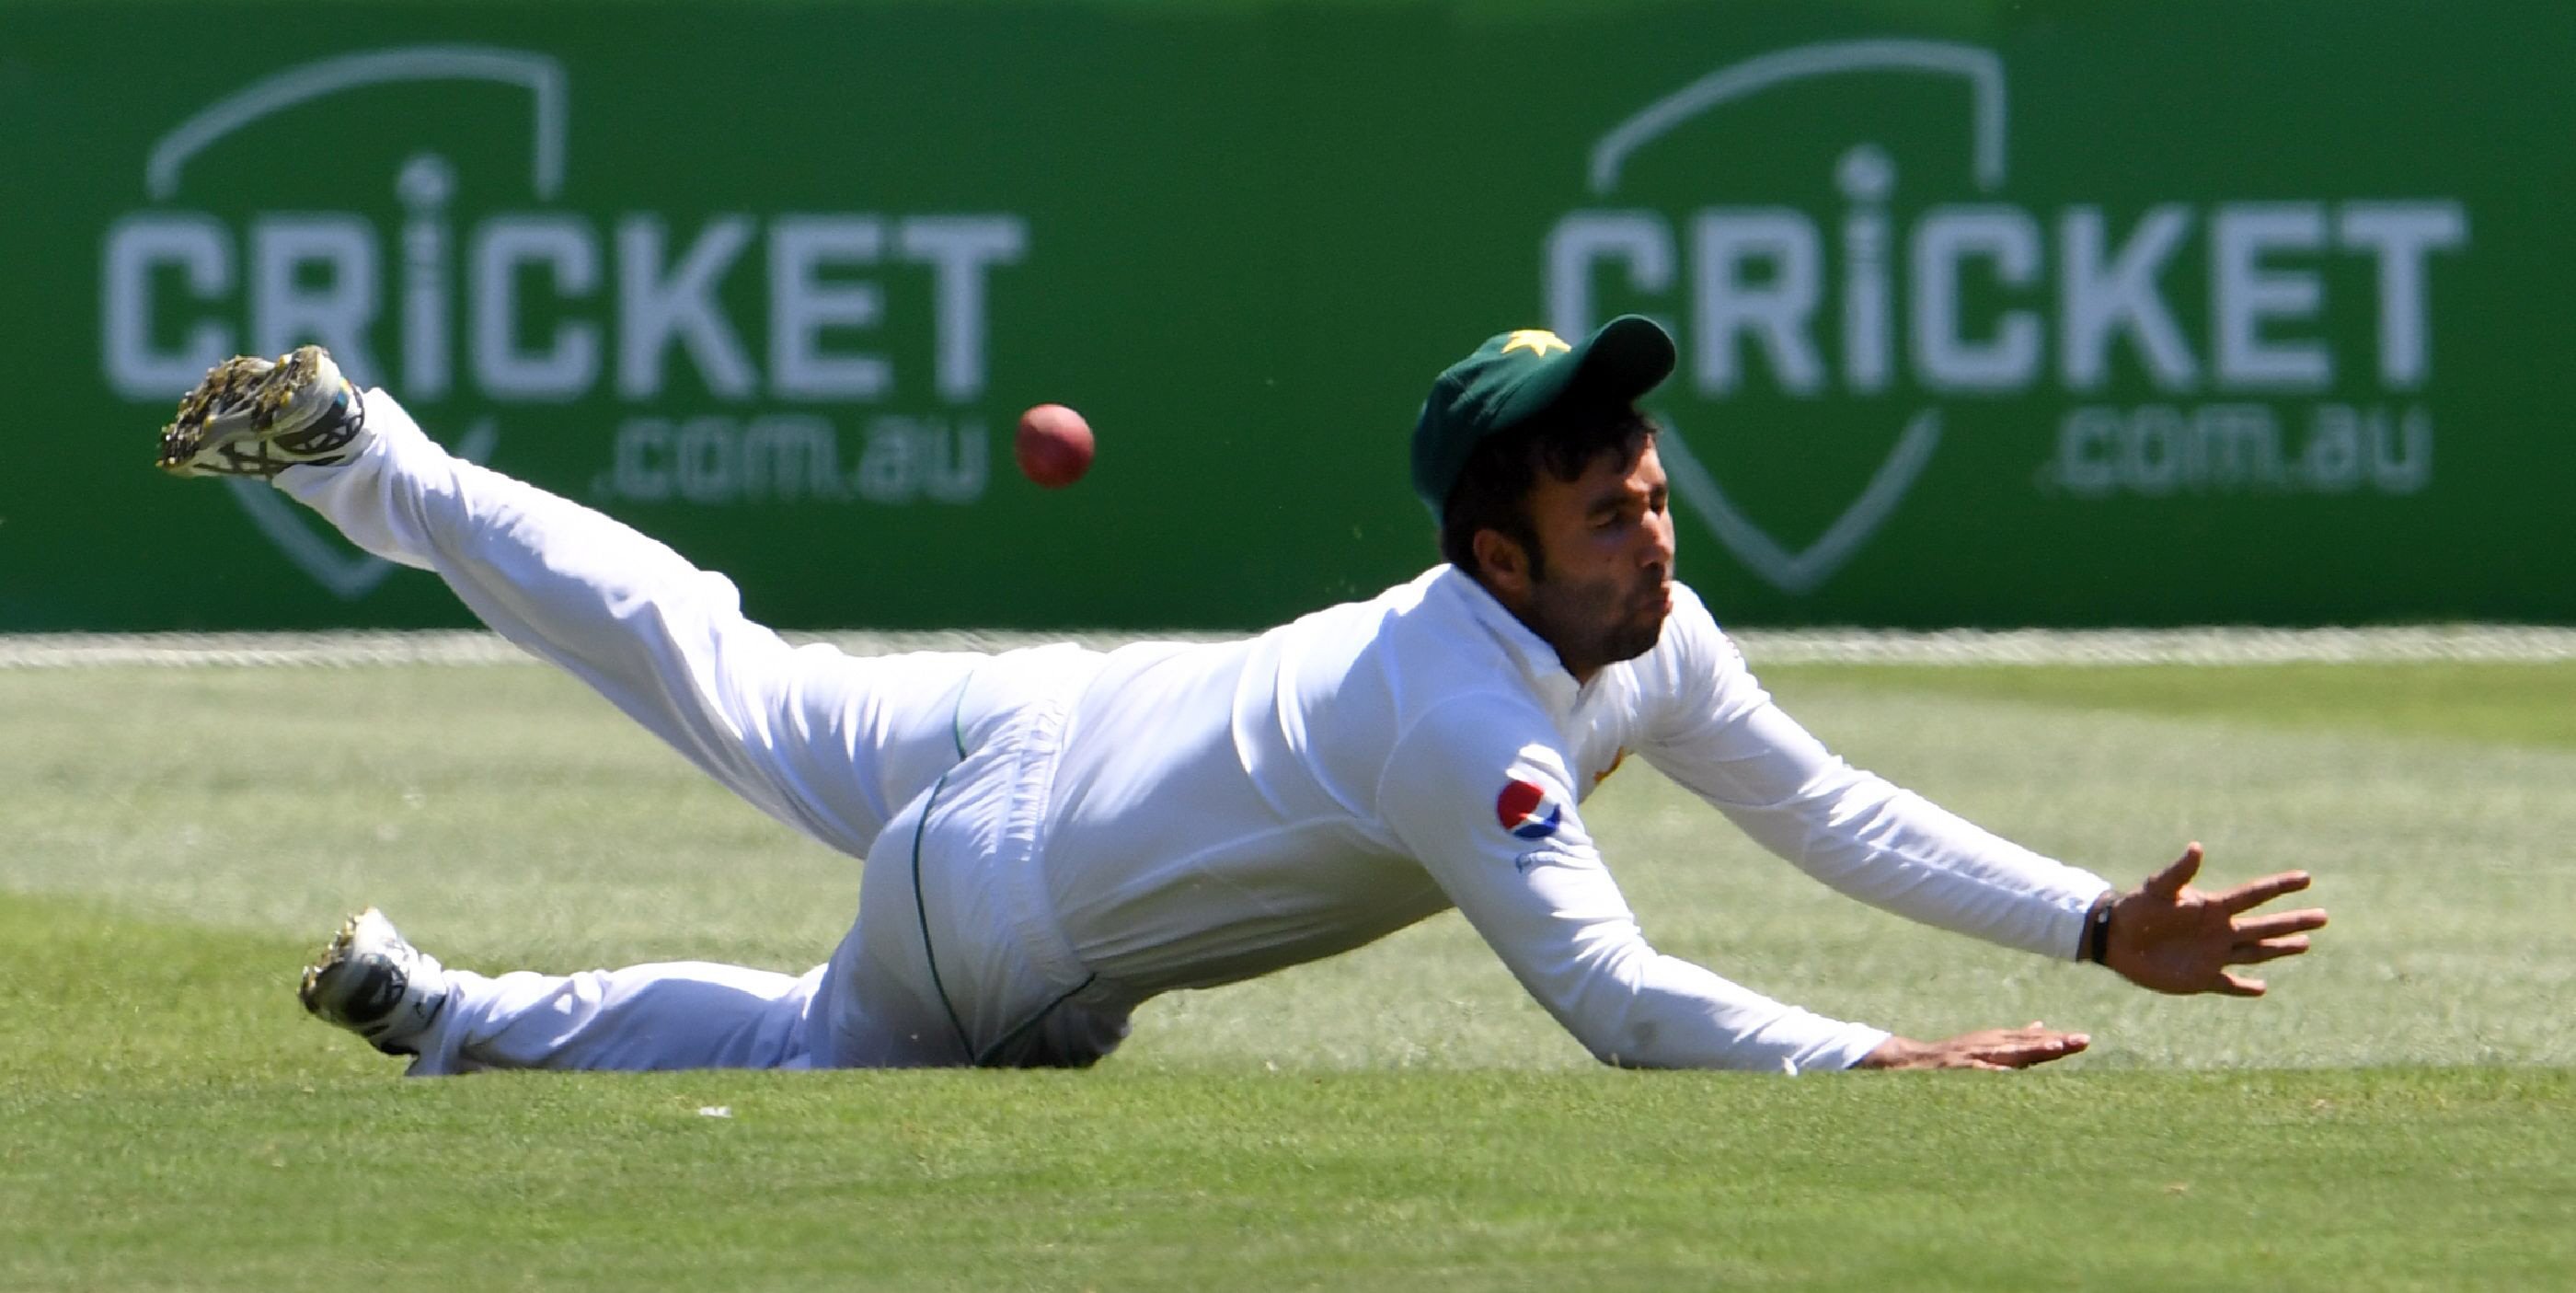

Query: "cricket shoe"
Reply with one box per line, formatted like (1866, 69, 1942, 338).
(298, 907, 452, 1056)
(155, 344, 370, 478)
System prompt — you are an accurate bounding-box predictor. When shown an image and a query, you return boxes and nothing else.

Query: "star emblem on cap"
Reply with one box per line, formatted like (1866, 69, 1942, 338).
(1501, 329, 1570, 358)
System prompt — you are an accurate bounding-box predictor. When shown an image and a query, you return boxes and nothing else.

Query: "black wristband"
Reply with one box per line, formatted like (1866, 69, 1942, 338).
(2082, 896, 2114, 964)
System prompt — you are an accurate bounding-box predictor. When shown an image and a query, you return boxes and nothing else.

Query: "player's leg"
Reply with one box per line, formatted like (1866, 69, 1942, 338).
(300, 908, 822, 1074)
(808, 745, 1138, 1070)
(157, 350, 967, 857)
(409, 963, 825, 1076)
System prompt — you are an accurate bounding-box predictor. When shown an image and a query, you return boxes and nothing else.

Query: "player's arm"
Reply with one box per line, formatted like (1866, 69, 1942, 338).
(1375, 697, 2031, 1072)
(1637, 591, 2110, 959)
(1639, 589, 2324, 990)
(1650, 681, 2110, 956)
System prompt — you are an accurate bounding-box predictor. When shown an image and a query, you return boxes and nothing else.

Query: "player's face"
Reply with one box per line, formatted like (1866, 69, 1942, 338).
(1514, 441, 1676, 681)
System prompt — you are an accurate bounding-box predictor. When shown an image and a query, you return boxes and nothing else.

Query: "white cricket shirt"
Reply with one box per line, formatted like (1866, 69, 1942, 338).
(1007, 566, 2111, 1072)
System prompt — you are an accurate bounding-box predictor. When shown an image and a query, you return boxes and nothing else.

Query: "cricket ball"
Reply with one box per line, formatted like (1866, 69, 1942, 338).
(1016, 403, 1094, 489)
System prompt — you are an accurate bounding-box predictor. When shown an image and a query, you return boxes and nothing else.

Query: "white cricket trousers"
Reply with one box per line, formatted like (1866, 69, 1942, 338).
(278, 390, 1133, 1075)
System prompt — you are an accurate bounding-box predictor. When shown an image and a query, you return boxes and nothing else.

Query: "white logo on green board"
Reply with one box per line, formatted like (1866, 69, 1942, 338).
(104, 47, 1024, 597)
(1547, 40, 2467, 595)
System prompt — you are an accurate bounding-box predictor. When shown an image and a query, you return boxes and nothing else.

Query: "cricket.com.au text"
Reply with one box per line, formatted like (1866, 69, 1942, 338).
(2046, 401, 2430, 499)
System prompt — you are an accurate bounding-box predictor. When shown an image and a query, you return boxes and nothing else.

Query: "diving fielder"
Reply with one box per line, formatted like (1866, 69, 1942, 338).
(155, 317, 2325, 1075)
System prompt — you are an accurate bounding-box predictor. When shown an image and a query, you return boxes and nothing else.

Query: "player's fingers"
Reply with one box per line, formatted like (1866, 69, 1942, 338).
(2217, 871, 2312, 914)
(1998, 1040, 2088, 1068)
(2232, 908, 2329, 939)
(2145, 842, 2204, 897)
(2214, 970, 2267, 998)
(2229, 935, 2311, 964)
(1986, 1032, 2090, 1067)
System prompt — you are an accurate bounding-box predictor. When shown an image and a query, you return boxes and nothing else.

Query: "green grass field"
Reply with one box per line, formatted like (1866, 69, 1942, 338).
(3, 654, 2571, 1290)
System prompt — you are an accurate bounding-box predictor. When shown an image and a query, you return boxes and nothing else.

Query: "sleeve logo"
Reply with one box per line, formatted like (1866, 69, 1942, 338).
(1495, 779, 1564, 840)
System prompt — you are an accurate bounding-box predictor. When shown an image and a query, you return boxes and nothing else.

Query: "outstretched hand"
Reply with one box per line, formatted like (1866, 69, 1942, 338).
(2102, 842, 2328, 996)
(1858, 846, 2322, 1071)
(1857, 1022, 2089, 1071)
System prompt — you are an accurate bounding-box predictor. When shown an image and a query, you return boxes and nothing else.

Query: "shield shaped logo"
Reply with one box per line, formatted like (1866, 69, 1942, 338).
(1547, 40, 2009, 595)
(132, 47, 544, 597)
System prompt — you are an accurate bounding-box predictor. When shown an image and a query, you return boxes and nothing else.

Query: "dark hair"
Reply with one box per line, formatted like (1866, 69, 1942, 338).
(1438, 408, 1658, 580)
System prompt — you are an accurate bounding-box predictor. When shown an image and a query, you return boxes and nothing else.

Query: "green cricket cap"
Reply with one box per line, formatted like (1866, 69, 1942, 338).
(1409, 314, 1678, 514)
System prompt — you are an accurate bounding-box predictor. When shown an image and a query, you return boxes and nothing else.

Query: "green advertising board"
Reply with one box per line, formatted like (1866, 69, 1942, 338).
(1, 1, 2562, 630)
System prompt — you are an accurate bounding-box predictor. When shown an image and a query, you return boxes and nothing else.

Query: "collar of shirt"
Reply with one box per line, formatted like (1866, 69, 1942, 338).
(1422, 565, 1586, 722)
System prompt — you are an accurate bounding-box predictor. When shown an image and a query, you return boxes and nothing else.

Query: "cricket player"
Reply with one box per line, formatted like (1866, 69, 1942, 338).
(155, 317, 2326, 1075)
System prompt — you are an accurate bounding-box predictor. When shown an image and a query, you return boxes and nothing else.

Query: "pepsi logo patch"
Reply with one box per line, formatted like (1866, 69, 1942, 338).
(1495, 779, 1563, 840)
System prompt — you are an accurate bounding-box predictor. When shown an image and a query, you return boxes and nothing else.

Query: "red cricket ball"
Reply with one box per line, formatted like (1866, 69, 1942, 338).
(1016, 403, 1095, 489)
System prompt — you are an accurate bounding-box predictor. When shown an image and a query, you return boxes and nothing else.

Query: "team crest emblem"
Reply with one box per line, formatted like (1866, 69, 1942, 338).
(1501, 329, 1571, 358)
(1495, 779, 1564, 840)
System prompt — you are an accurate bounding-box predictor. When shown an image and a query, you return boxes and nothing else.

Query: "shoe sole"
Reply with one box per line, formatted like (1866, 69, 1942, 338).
(297, 908, 446, 1057)
(296, 909, 369, 1015)
(157, 346, 362, 478)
